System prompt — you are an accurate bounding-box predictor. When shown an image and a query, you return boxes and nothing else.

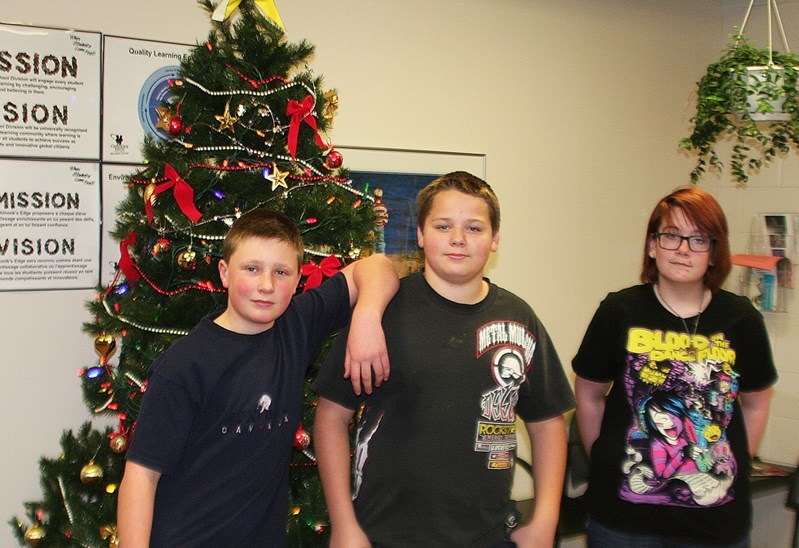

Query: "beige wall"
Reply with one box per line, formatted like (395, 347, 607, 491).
(715, 0, 799, 468)
(4, 1, 796, 546)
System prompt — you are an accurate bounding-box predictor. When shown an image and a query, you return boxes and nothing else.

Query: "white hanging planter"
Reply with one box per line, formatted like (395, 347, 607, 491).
(733, 1, 798, 122)
(738, 65, 793, 121)
(680, 0, 799, 185)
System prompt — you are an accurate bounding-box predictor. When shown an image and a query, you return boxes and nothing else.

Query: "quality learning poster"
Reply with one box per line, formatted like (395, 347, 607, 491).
(0, 23, 101, 160)
(102, 36, 193, 163)
(0, 159, 100, 290)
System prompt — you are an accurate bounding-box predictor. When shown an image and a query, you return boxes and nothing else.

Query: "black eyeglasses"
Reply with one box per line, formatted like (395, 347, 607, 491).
(653, 232, 714, 252)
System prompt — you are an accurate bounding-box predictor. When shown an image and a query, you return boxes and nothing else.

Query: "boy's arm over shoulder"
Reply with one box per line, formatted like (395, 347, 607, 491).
(510, 415, 568, 548)
(117, 460, 161, 548)
(339, 253, 399, 395)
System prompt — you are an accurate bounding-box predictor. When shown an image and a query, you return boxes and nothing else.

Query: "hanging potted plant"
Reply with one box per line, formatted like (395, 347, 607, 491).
(680, 1, 799, 185)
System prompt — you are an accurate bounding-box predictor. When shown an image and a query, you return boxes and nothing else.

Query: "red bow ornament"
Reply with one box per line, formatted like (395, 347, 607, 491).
(118, 231, 141, 284)
(145, 164, 203, 225)
(301, 255, 342, 292)
(286, 94, 326, 159)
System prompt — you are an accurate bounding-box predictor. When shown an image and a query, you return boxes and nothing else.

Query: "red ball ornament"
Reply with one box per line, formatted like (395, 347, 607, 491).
(168, 115, 183, 135)
(293, 427, 311, 451)
(151, 238, 170, 256)
(325, 149, 343, 169)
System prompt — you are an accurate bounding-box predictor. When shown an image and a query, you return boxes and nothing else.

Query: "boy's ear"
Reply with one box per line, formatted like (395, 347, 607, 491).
(491, 230, 500, 252)
(416, 226, 424, 249)
(218, 259, 230, 288)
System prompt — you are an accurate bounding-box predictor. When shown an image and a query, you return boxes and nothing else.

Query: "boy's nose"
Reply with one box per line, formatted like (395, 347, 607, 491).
(258, 275, 275, 291)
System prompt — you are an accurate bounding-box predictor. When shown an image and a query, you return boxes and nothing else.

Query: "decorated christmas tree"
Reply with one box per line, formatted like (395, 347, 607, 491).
(10, 1, 374, 545)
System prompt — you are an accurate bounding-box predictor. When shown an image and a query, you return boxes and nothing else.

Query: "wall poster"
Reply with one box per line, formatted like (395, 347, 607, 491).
(0, 23, 101, 159)
(102, 36, 193, 164)
(100, 163, 141, 284)
(338, 146, 486, 257)
(0, 159, 100, 290)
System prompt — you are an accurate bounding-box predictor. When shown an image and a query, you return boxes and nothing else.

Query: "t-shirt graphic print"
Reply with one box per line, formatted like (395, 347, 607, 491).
(619, 326, 738, 507)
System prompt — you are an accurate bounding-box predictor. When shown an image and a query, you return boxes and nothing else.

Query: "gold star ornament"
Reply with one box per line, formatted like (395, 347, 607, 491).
(215, 102, 239, 133)
(267, 164, 289, 190)
(155, 106, 172, 130)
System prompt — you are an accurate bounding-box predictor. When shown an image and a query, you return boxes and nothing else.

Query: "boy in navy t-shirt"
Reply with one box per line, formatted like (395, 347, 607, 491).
(117, 208, 398, 547)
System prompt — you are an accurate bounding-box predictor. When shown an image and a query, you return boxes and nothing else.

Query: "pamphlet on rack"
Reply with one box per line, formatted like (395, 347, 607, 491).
(734, 213, 797, 313)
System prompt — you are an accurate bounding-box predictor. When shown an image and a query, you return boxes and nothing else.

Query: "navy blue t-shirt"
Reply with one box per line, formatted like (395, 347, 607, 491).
(127, 274, 350, 547)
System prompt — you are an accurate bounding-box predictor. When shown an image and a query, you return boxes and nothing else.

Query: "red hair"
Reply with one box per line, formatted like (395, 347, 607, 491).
(640, 187, 731, 292)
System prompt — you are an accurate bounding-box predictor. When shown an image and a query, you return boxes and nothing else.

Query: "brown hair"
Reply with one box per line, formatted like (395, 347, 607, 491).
(222, 208, 304, 267)
(640, 187, 731, 292)
(416, 171, 500, 233)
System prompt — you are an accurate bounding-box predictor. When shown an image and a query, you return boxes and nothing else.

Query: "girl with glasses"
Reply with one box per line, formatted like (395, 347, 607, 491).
(572, 187, 777, 547)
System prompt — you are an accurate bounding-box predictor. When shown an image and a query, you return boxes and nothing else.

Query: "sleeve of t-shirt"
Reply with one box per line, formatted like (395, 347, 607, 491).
(311, 322, 363, 410)
(515, 314, 576, 422)
(731, 300, 778, 392)
(125, 356, 199, 475)
(572, 293, 619, 383)
(292, 272, 352, 353)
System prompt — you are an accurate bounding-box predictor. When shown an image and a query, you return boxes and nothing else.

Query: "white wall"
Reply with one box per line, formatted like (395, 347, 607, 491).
(715, 0, 799, 468)
(5, 1, 797, 546)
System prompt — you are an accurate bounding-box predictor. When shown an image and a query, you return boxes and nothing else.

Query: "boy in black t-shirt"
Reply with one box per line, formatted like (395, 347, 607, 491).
(314, 172, 575, 548)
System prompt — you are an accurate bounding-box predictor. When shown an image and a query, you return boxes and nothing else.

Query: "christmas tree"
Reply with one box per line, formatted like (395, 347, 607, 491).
(10, 1, 375, 545)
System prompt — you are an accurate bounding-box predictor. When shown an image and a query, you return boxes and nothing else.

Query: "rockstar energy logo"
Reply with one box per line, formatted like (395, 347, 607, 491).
(475, 421, 516, 469)
(478, 422, 516, 436)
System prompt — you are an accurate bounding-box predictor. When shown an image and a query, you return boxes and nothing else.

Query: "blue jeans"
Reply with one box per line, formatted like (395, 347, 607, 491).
(586, 516, 750, 548)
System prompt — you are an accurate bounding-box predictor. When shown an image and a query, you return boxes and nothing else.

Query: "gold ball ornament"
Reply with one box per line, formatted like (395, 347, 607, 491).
(23, 523, 46, 547)
(110, 435, 128, 454)
(80, 461, 104, 486)
(177, 249, 198, 270)
(94, 333, 116, 360)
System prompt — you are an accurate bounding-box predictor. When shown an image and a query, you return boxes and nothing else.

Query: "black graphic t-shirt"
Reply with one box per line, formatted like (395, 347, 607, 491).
(314, 272, 575, 548)
(573, 284, 777, 543)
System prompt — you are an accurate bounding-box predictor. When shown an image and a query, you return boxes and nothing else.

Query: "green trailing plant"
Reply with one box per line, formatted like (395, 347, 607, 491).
(680, 34, 799, 185)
